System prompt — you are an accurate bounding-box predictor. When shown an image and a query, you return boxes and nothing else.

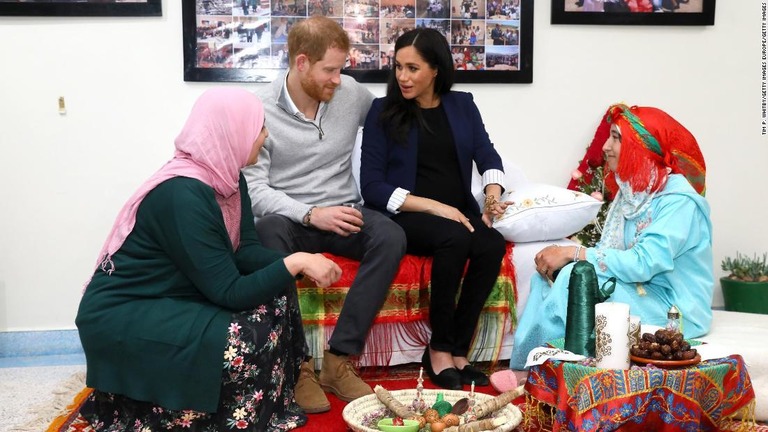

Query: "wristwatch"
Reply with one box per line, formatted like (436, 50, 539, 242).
(302, 206, 317, 227)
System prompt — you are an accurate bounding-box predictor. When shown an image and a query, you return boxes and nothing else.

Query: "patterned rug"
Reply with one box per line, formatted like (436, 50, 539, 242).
(38, 363, 768, 432)
(45, 363, 505, 432)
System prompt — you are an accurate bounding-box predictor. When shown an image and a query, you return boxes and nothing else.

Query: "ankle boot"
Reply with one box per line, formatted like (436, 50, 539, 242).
(294, 358, 330, 413)
(318, 350, 373, 401)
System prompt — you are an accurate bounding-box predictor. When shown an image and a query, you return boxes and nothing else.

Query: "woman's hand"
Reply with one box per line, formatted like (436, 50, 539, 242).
(284, 252, 342, 287)
(534, 245, 577, 281)
(482, 198, 513, 227)
(426, 201, 475, 232)
(482, 184, 512, 227)
(401, 195, 474, 232)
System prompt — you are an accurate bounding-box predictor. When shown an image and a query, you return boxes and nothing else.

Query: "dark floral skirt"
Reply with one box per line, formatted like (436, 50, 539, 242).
(79, 290, 308, 431)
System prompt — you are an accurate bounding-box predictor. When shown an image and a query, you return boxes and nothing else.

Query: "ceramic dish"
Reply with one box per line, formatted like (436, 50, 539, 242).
(376, 418, 420, 432)
(630, 353, 701, 368)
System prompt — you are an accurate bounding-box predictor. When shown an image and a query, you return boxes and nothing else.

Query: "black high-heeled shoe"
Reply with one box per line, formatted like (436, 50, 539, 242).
(422, 347, 462, 390)
(458, 364, 489, 386)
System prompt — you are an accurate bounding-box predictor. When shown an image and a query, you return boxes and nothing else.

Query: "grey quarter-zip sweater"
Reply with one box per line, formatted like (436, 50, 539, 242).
(243, 72, 375, 223)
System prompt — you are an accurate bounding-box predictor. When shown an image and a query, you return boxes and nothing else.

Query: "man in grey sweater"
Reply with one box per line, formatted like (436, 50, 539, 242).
(242, 16, 406, 413)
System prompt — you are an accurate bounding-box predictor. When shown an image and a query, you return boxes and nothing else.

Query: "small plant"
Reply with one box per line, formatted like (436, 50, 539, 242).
(721, 252, 768, 282)
(569, 164, 611, 247)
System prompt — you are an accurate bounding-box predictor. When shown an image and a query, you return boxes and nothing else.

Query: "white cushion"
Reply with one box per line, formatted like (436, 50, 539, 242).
(492, 183, 603, 243)
(471, 158, 529, 205)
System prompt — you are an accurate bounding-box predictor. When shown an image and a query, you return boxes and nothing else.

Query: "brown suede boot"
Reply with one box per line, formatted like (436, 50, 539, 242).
(318, 350, 373, 402)
(294, 359, 330, 413)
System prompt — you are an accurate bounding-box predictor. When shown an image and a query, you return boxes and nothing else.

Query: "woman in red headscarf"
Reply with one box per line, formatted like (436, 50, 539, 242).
(510, 104, 713, 370)
(75, 88, 341, 431)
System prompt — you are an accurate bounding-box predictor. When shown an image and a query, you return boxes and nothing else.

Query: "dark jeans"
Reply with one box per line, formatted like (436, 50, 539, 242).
(392, 212, 506, 357)
(255, 208, 406, 356)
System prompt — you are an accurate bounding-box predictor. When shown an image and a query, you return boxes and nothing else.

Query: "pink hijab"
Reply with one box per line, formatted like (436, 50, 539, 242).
(94, 88, 264, 275)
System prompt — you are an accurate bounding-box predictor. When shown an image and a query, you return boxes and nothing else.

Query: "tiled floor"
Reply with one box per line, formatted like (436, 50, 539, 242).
(0, 356, 86, 432)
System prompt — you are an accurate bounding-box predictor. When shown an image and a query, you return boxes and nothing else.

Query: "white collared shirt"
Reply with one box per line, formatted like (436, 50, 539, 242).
(281, 72, 326, 121)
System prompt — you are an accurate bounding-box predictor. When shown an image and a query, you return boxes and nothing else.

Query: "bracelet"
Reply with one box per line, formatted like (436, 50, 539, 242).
(573, 245, 583, 262)
(303, 206, 317, 227)
(484, 195, 498, 212)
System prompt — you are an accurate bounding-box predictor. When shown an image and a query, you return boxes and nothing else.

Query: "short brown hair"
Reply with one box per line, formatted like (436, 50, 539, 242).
(287, 16, 350, 68)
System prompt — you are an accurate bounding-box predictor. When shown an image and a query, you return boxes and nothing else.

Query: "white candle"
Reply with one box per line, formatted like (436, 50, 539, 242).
(418, 367, 423, 380)
(470, 381, 475, 394)
(595, 302, 631, 370)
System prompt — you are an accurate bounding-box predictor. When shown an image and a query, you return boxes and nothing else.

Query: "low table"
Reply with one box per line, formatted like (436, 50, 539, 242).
(524, 355, 756, 431)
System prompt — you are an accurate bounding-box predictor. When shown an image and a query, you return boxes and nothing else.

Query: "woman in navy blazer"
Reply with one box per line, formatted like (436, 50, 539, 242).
(360, 28, 512, 390)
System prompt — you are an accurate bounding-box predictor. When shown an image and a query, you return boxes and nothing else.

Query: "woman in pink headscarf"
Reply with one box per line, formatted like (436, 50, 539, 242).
(75, 88, 341, 431)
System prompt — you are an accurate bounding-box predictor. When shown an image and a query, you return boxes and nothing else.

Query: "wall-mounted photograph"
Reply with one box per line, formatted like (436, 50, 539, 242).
(0, 0, 161, 17)
(182, 0, 533, 83)
(551, 0, 715, 25)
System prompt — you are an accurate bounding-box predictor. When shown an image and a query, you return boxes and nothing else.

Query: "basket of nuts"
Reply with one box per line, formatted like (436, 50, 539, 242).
(629, 328, 701, 368)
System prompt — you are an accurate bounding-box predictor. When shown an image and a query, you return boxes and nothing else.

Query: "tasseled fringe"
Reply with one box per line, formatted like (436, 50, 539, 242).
(468, 308, 511, 371)
(523, 394, 554, 432)
(305, 312, 511, 371)
(357, 321, 432, 370)
(506, 242, 518, 333)
(304, 321, 432, 371)
(718, 400, 757, 432)
(8, 371, 88, 432)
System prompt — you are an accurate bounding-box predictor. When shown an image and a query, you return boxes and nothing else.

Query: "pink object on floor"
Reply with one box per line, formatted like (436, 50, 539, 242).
(489, 369, 519, 393)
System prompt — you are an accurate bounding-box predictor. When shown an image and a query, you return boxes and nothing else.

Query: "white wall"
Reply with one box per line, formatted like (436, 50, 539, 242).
(1, 1, 765, 331)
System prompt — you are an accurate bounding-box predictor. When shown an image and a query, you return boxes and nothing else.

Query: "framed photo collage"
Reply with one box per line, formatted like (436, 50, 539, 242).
(183, 0, 533, 83)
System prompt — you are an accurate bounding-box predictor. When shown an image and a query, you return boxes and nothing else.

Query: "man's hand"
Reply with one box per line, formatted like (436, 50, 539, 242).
(309, 206, 364, 236)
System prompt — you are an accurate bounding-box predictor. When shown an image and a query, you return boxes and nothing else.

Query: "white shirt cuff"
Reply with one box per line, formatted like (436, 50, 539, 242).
(482, 169, 505, 193)
(387, 188, 410, 214)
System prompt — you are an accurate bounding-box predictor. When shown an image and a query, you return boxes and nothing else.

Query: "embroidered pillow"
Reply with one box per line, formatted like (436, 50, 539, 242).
(493, 183, 603, 243)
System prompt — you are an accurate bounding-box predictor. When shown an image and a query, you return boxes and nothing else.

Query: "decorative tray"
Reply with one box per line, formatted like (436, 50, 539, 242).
(630, 353, 702, 369)
(342, 388, 523, 432)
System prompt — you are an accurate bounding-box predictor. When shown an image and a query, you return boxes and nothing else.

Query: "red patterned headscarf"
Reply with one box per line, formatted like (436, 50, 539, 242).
(604, 104, 706, 197)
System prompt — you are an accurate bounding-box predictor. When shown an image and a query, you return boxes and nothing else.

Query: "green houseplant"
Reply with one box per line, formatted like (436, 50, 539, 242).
(720, 252, 768, 314)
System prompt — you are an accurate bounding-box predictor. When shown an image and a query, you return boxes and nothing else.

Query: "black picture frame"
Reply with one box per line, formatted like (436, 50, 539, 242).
(183, 0, 533, 84)
(551, 0, 715, 25)
(0, 0, 161, 17)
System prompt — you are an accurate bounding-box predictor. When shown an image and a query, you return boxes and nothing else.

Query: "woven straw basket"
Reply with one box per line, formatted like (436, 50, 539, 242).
(342, 388, 523, 432)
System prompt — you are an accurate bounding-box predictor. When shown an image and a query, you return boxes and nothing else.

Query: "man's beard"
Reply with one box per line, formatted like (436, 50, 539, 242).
(301, 74, 337, 102)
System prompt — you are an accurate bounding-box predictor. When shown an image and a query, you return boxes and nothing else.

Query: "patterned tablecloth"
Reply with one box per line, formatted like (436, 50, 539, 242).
(524, 355, 756, 431)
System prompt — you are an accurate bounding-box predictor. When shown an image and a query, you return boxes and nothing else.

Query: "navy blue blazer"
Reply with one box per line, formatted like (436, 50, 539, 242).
(360, 91, 503, 217)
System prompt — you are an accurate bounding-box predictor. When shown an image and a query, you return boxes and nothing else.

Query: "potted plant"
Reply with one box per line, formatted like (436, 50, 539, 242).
(720, 252, 768, 314)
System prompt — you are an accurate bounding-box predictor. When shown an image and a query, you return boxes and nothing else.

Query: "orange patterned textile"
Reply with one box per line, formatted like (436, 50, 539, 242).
(297, 242, 518, 365)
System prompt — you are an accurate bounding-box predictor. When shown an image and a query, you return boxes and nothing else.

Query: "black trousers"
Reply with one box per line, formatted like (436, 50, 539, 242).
(392, 211, 506, 357)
